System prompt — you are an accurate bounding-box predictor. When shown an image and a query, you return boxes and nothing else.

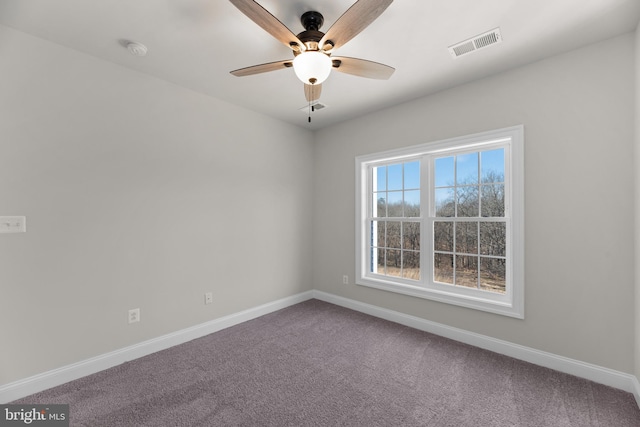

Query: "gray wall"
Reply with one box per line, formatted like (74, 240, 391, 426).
(0, 25, 314, 385)
(313, 33, 636, 374)
(635, 21, 640, 381)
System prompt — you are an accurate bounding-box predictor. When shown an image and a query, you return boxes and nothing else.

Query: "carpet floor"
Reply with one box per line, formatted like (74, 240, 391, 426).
(14, 299, 640, 426)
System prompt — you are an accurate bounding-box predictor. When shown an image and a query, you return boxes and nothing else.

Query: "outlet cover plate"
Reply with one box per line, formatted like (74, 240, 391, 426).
(128, 308, 140, 324)
(0, 216, 26, 233)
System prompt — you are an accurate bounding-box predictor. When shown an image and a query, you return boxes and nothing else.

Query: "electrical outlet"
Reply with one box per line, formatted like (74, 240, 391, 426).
(205, 292, 213, 305)
(0, 216, 26, 233)
(343, 275, 349, 285)
(128, 308, 140, 324)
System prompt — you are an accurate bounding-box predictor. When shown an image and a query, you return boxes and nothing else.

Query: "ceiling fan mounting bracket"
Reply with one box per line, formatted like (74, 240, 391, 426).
(300, 11, 324, 31)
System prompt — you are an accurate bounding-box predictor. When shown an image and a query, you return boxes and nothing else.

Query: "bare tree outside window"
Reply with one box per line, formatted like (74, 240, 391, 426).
(357, 126, 524, 318)
(371, 161, 420, 280)
(433, 149, 506, 294)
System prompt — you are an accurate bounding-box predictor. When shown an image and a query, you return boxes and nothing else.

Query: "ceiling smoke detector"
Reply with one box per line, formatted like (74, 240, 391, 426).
(126, 41, 148, 57)
(449, 28, 502, 58)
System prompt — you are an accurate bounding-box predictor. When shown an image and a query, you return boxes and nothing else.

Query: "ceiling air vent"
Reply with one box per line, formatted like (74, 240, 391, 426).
(299, 102, 328, 113)
(449, 28, 502, 58)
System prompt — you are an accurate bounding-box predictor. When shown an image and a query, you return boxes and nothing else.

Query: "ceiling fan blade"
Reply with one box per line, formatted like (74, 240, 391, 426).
(230, 59, 293, 77)
(319, 0, 393, 51)
(229, 0, 304, 51)
(304, 83, 322, 102)
(331, 57, 395, 79)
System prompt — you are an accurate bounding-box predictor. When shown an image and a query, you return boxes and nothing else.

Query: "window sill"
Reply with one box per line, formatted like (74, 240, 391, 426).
(356, 276, 524, 319)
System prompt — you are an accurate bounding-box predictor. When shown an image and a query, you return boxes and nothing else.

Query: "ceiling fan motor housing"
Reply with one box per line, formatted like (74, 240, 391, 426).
(296, 31, 323, 51)
(296, 11, 326, 52)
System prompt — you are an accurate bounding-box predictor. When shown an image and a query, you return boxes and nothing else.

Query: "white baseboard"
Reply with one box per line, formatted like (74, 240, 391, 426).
(0, 291, 314, 403)
(2, 289, 639, 408)
(312, 290, 640, 401)
(632, 376, 640, 408)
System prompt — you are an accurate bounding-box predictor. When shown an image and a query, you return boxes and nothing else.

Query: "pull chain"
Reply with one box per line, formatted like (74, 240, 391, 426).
(307, 78, 317, 124)
(308, 101, 316, 123)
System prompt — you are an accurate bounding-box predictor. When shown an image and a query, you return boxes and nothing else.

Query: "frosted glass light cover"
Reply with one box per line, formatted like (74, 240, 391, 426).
(293, 51, 332, 84)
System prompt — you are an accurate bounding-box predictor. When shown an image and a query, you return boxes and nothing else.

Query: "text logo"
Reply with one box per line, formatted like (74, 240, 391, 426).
(0, 405, 69, 427)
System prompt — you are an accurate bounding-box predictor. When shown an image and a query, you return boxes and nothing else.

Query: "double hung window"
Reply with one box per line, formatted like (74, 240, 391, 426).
(356, 126, 524, 318)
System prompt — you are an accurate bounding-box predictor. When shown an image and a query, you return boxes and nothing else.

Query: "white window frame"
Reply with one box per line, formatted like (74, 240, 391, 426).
(355, 126, 524, 318)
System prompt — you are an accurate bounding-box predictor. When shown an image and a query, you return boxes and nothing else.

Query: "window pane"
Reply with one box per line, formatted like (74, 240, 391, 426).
(386, 221, 401, 249)
(481, 184, 505, 217)
(456, 152, 479, 184)
(481, 149, 504, 184)
(404, 190, 420, 217)
(435, 157, 454, 187)
(435, 188, 455, 217)
(457, 186, 479, 217)
(386, 249, 402, 277)
(434, 221, 453, 252)
(403, 222, 420, 250)
(434, 253, 453, 284)
(455, 255, 478, 288)
(375, 194, 387, 217)
(376, 248, 385, 274)
(387, 191, 403, 216)
(456, 222, 478, 254)
(480, 257, 506, 293)
(370, 160, 424, 282)
(374, 165, 387, 191)
(373, 220, 385, 248)
(388, 164, 403, 191)
(479, 222, 506, 257)
(404, 161, 420, 189)
(403, 251, 420, 280)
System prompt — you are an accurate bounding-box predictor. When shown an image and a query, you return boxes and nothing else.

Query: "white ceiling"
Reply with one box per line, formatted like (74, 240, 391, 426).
(1, 0, 639, 130)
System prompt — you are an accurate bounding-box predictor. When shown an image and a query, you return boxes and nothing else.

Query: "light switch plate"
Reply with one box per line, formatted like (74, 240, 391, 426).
(0, 216, 26, 233)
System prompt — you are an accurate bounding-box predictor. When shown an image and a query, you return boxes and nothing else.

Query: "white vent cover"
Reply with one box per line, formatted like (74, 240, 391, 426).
(299, 101, 328, 113)
(449, 28, 502, 58)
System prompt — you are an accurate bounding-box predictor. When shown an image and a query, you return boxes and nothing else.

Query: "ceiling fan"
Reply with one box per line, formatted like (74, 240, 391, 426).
(229, 0, 395, 104)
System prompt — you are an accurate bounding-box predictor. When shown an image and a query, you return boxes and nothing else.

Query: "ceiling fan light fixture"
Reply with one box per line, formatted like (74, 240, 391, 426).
(293, 51, 332, 85)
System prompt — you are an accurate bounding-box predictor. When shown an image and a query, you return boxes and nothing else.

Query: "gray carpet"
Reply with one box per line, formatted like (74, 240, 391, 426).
(13, 299, 640, 426)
